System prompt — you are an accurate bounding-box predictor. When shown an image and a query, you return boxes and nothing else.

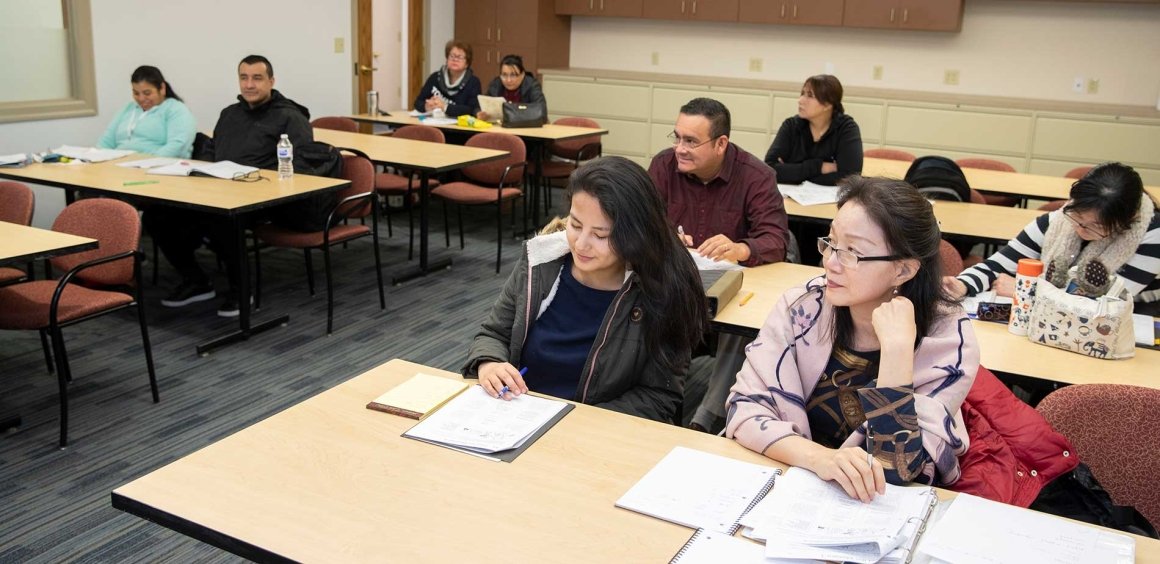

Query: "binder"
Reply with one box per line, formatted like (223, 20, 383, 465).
(700, 269, 743, 317)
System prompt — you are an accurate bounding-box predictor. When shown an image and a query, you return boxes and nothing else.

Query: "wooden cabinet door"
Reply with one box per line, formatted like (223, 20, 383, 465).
(642, 0, 690, 19)
(456, 0, 499, 44)
(554, 0, 593, 14)
(598, 0, 644, 17)
(842, 0, 899, 29)
(789, 0, 843, 26)
(898, 0, 962, 31)
(738, 0, 788, 24)
(688, 0, 739, 21)
(496, 0, 540, 47)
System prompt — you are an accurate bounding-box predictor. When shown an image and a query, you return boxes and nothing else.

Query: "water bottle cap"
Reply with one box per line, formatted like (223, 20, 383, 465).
(280, 134, 289, 139)
(1016, 258, 1044, 276)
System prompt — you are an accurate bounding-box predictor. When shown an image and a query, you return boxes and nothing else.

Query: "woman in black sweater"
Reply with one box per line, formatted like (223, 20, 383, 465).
(764, 74, 863, 186)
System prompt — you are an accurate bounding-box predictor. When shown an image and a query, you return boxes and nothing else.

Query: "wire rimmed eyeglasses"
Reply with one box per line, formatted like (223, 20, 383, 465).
(666, 131, 716, 151)
(817, 237, 902, 268)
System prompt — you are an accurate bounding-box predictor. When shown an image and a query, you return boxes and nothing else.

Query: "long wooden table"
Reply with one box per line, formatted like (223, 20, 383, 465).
(713, 262, 1160, 390)
(0, 158, 349, 355)
(786, 198, 1042, 244)
(111, 359, 1160, 562)
(313, 128, 509, 284)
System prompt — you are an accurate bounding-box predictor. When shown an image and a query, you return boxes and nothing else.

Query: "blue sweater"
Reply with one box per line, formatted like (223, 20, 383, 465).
(97, 98, 196, 158)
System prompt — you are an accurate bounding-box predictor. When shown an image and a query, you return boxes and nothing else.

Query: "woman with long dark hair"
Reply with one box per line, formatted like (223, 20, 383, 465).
(727, 176, 980, 501)
(464, 156, 708, 423)
(97, 65, 196, 158)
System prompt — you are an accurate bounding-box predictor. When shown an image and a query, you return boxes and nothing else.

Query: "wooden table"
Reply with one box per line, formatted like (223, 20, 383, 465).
(313, 128, 509, 284)
(714, 262, 1160, 390)
(350, 112, 609, 229)
(111, 359, 1160, 562)
(0, 221, 98, 432)
(862, 157, 1160, 204)
(0, 158, 349, 355)
(785, 198, 1042, 244)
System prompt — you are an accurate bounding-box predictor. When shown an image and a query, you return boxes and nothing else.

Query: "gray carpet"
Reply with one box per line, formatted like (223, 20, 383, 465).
(0, 195, 714, 563)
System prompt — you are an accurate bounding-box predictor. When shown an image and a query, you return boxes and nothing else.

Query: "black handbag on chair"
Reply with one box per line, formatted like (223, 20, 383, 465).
(502, 102, 547, 128)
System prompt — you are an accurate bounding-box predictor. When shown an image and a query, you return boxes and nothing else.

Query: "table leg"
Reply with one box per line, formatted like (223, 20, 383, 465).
(392, 171, 452, 285)
(530, 141, 545, 234)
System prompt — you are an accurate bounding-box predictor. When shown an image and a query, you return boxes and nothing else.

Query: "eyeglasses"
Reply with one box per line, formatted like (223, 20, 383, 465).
(232, 170, 268, 183)
(447, 54, 467, 62)
(667, 131, 716, 151)
(1062, 209, 1109, 239)
(500, 72, 523, 79)
(817, 237, 902, 269)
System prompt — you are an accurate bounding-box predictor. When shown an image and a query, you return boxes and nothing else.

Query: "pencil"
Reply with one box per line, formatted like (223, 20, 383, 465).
(123, 180, 159, 186)
(738, 291, 755, 306)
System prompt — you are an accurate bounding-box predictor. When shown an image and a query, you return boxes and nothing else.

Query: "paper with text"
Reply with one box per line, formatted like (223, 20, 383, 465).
(53, 146, 134, 163)
(669, 529, 768, 564)
(778, 182, 841, 206)
(688, 248, 744, 271)
(403, 386, 567, 453)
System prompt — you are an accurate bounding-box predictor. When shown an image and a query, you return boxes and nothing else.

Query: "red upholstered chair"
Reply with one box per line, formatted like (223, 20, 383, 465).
(431, 132, 527, 273)
(1038, 384, 1160, 527)
(1066, 166, 1093, 180)
(968, 189, 987, 204)
(938, 240, 964, 275)
(253, 153, 384, 335)
(0, 199, 158, 447)
(956, 158, 1019, 207)
(1039, 199, 1067, 212)
(374, 124, 445, 259)
(539, 117, 603, 214)
(0, 181, 35, 285)
(311, 116, 359, 133)
(863, 148, 916, 162)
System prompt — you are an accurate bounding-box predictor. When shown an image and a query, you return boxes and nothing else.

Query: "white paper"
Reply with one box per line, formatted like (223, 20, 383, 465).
(671, 530, 769, 564)
(919, 493, 1135, 564)
(403, 385, 567, 453)
(408, 109, 429, 117)
(0, 153, 27, 166)
(116, 157, 180, 169)
(52, 145, 134, 163)
(422, 117, 458, 125)
(477, 95, 505, 121)
(1133, 313, 1155, 346)
(689, 248, 744, 271)
(778, 182, 840, 206)
(615, 446, 778, 533)
(146, 160, 257, 179)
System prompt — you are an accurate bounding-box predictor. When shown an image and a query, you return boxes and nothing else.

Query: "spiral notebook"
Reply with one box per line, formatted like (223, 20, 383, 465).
(669, 529, 765, 564)
(614, 447, 780, 535)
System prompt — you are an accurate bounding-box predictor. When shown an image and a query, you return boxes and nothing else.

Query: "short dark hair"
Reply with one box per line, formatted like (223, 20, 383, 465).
(499, 54, 526, 73)
(445, 40, 473, 66)
(679, 97, 731, 139)
(130, 65, 182, 102)
(239, 54, 274, 78)
(803, 74, 844, 115)
(1065, 162, 1146, 235)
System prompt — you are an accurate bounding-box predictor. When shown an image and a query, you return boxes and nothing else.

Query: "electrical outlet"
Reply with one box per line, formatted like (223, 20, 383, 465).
(872, 65, 883, 81)
(944, 69, 960, 86)
(749, 58, 763, 73)
(651, 52, 659, 66)
(1086, 78, 1100, 95)
(1073, 77, 1085, 94)
(334, 37, 345, 54)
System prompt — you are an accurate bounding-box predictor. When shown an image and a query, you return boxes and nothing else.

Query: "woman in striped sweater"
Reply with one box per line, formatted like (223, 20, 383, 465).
(943, 162, 1160, 316)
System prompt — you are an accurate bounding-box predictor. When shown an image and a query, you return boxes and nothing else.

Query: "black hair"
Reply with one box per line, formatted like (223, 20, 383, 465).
(130, 65, 182, 102)
(803, 74, 844, 115)
(567, 157, 708, 375)
(499, 54, 526, 73)
(239, 54, 274, 78)
(678, 97, 731, 139)
(830, 176, 953, 353)
(1064, 162, 1146, 235)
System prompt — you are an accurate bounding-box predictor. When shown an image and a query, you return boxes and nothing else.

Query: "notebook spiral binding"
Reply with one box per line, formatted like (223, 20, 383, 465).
(723, 468, 783, 535)
(670, 529, 707, 563)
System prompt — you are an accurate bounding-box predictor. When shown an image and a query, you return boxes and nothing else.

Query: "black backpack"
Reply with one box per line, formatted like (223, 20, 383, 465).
(267, 141, 345, 232)
(904, 156, 971, 202)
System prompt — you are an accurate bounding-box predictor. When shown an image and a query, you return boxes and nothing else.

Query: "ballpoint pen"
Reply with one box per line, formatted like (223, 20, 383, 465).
(498, 367, 528, 398)
(866, 422, 874, 468)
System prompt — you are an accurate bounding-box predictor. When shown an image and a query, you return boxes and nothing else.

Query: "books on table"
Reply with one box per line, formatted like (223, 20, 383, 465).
(366, 373, 469, 420)
(778, 181, 841, 206)
(146, 160, 258, 179)
(52, 145, 134, 163)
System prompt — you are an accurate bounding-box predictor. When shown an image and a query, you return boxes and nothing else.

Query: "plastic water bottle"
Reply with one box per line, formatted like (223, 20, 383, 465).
(1009, 258, 1044, 336)
(277, 134, 293, 180)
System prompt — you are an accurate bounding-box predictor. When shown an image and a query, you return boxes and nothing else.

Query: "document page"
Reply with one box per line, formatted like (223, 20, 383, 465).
(778, 182, 840, 206)
(117, 157, 180, 169)
(403, 386, 567, 453)
(53, 146, 134, 163)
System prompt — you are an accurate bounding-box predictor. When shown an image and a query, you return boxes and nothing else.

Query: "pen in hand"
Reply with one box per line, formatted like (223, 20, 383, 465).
(497, 367, 528, 399)
(865, 422, 874, 468)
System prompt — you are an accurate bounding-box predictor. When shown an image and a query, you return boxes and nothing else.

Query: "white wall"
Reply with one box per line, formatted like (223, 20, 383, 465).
(0, 0, 354, 226)
(569, 0, 1160, 108)
(428, 0, 455, 75)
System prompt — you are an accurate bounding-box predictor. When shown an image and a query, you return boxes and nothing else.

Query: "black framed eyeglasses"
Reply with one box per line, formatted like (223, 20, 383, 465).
(817, 237, 902, 268)
(1062, 209, 1109, 239)
(232, 170, 268, 183)
(666, 131, 715, 151)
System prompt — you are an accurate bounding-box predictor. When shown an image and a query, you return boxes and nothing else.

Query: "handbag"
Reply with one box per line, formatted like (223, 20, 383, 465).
(501, 101, 547, 128)
(1028, 270, 1135, 360)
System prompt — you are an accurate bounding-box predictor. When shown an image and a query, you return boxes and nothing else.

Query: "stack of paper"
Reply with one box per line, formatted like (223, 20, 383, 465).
(0, 154, 28, 167)
(688, 248, 744, 272)
(53, 145, 134, 163)
(403, 385, 569, 459)
(366, 372, 469, 420)
(778, 181, 841, 206)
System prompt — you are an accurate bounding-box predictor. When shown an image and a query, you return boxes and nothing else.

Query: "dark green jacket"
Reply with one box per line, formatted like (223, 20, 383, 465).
(463, 231, 686, 423)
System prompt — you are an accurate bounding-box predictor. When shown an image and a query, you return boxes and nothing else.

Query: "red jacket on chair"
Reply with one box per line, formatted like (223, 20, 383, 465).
(951, 366, 1079, 506)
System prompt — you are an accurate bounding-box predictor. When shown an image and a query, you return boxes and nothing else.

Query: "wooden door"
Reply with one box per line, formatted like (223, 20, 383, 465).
(356, 0, 374, 117)
(408, 0, 424, 108)
(738, 0, 788, 24)
(642, 0, 689, 20)
(898, 0, 962, 31)
(687, 0, 739, 21)
(597, 0, 644, 16)
(554, 0, 592, 15)
(788, 0, 843, 26)
(842, 0, 899, 29)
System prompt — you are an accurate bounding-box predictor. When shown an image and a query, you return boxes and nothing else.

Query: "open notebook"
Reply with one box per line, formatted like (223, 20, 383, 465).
(366, 372, 469, 420)
(147, 160, 258, 179)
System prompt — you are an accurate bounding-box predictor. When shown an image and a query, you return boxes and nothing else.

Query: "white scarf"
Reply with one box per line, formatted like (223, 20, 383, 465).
(1039, 194, 1154, 296)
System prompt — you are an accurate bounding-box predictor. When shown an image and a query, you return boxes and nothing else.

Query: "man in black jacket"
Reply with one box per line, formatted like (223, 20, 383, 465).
(145, 55, 319, 317)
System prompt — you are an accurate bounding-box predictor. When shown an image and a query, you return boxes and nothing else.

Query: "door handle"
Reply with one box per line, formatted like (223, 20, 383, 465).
(486, 27, 491, 41)
(793, 4, 797, 18)
(889, 8, 896, 22)
(692, 1, 697, 15)
(681, 1, 686, 14)
(358, 64, 378, 74)
(902, 8, 909, 23)
(780, 4, 785, 18)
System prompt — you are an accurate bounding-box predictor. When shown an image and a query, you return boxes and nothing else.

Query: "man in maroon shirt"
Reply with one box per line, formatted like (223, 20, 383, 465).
(648, 97, 789, 266)
(649, 97, 791, 434)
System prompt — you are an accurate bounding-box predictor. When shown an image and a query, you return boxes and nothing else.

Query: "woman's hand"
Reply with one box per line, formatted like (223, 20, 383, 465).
(872, 296, 917, 352)
(477, 361, 528, 400)
(477, 110, 491, 121)
(942, 276, 968, 299)
(821, 161, 838, 174)
(810, 447, 886, 502)
(424, 97, 446, 112)
(994, 273, 1016, 298)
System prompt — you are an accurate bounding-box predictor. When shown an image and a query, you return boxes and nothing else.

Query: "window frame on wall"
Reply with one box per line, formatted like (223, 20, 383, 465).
(0, 0, 97, 124)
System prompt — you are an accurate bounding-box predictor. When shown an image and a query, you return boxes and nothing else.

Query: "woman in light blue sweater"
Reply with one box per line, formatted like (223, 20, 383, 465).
(97, 66, 196, 158)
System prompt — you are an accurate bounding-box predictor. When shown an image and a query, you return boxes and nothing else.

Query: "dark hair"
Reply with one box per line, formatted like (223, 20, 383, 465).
(499, 54, 526, 73)
(1064, 162, 1146, 235)
(445, 40, 473, 67)
(803, 74, 844, 115)
(830, 176, 952, 353)
(679, 97, 731, 139)
(239, 54, 274, 78)
(130, 65, 182, 102)
(567, 157, 708, 374)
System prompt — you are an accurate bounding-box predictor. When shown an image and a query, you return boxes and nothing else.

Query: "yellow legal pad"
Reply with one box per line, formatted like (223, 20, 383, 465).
(366, 373, 470, 420)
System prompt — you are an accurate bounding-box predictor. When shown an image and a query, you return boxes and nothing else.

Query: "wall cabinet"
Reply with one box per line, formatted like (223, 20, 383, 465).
(842, 0, 963, 32)
(555, 0, 644, 17)
(738, 0, 844, 26)
(455, 0, 570, 85)
(641, 0, 739, 22)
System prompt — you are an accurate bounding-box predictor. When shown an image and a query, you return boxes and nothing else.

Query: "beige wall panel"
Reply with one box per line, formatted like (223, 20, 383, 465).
(601, 118, 651, 155)
(649, 123, 672, 155)
(650, 88, 771, 131)
(845, 101, 883, 143)
(544, 80, 650, 120)
(1032, 118, 1160, 167)
(622, 154, 652, 170)
(731, 131, 771, 161)
(772, 97, 797, 129)
(885, 106, 1031, 155)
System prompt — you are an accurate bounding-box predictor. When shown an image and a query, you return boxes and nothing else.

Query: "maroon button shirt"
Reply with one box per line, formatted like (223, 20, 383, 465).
(648, 143, 789, 266)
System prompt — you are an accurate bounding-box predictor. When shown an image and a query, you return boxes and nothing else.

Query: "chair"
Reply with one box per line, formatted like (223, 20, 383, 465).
(1038, 199, 1067, 212)
(938, 240, 964, 275)
(431, 132, 527, 273)
(0, 181, 35, 285)
(1037, 384, 1160, 527)
(253, 153, 385, 335)
(539, 117, 603, 214)
(864, 148, 916, 162)
(1065, 166, 1093, 180)
(0, 199, 158, 447)
(374, 124, 445, 259)
(311, 116, 359, 133)
(956, 158, 1018, 207)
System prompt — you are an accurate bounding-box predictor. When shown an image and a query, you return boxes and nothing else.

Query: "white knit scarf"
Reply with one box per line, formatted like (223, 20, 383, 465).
(1039, 194, 1154, 296)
